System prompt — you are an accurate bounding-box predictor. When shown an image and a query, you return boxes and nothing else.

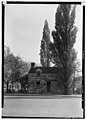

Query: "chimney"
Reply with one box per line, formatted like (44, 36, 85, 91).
(31, 62, 35, 68)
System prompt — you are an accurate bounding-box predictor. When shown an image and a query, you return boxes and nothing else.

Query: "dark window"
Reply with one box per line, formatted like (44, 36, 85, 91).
(37, 71, 41, 76)
(36, 81, 40, 86)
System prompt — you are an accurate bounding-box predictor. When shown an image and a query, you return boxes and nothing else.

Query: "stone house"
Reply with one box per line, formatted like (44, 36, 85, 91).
(27, 63, 64, 94)
(20, 63, 82, 94)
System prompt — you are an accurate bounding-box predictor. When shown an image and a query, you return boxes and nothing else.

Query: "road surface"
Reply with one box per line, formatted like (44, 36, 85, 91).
(2, 95, 83, 118)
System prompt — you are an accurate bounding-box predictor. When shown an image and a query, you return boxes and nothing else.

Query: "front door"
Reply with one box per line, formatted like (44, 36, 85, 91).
(47, 82, 51, 92)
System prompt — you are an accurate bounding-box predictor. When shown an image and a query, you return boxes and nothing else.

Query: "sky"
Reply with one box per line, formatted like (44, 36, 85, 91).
(5, 4, 82, 66)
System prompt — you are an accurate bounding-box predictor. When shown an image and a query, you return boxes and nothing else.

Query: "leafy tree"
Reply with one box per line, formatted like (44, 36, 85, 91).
(19, 60, 29, 91)
(4, 46, 10, 58)
(20, 74, 28, 92)
(4, 51, 21, 91)
(49, 4, 78, 94)
(4, 46, 12, 92)
(4, 46, 29, 92)
(18, 60, 29, 77)
(40, 20, 50, 67)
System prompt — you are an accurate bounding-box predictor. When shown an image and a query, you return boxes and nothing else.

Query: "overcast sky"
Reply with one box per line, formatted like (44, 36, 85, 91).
(5, 4, 82, 66)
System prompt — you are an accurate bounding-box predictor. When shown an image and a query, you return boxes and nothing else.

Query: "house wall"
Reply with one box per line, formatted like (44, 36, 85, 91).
(27, 73, 64, 94)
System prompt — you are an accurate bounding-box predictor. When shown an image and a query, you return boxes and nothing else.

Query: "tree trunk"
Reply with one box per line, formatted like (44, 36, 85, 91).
(63, 69, 69, 95)
(12, 79, 13, 91)
(63, 83, 68, 95)
(6, 81, 9, 93)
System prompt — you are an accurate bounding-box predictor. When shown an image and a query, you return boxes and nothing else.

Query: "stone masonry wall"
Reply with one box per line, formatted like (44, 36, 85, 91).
(27, 73, 64, 94)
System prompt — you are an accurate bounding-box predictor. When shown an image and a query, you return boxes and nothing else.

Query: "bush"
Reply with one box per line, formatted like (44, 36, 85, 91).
(7, 89, 15, 93)
(17, 89, 28, 93)
(75, 88, 82, 94)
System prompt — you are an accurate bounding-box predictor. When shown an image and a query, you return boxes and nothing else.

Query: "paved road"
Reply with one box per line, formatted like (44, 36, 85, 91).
(2, 95, 83, 118)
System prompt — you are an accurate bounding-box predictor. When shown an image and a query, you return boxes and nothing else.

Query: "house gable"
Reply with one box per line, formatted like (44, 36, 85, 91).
(28, 65, 63, 94)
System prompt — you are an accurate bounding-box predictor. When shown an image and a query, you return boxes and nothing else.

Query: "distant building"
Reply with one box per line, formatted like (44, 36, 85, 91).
(4, 81, 21, 93)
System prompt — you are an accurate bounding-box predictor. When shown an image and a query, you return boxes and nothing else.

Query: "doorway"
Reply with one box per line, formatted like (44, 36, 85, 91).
(47, 82, 51, 92)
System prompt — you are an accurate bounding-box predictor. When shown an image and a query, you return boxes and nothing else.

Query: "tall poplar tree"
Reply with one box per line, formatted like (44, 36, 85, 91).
(40, 20, 50, 67)
(49, 4, 78, 94)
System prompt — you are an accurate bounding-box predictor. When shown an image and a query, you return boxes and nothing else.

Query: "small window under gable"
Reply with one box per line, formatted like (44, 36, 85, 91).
(36, 68, 42, 76)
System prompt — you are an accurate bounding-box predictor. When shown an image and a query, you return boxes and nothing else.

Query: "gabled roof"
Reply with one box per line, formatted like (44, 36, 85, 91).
(29, 67, 62, 74)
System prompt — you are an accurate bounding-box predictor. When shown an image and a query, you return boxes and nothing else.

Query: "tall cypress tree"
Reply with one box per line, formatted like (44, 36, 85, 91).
(49, 4, 78, 94)
(40, 39, 46, 67)
(40, 20, 50, 67)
